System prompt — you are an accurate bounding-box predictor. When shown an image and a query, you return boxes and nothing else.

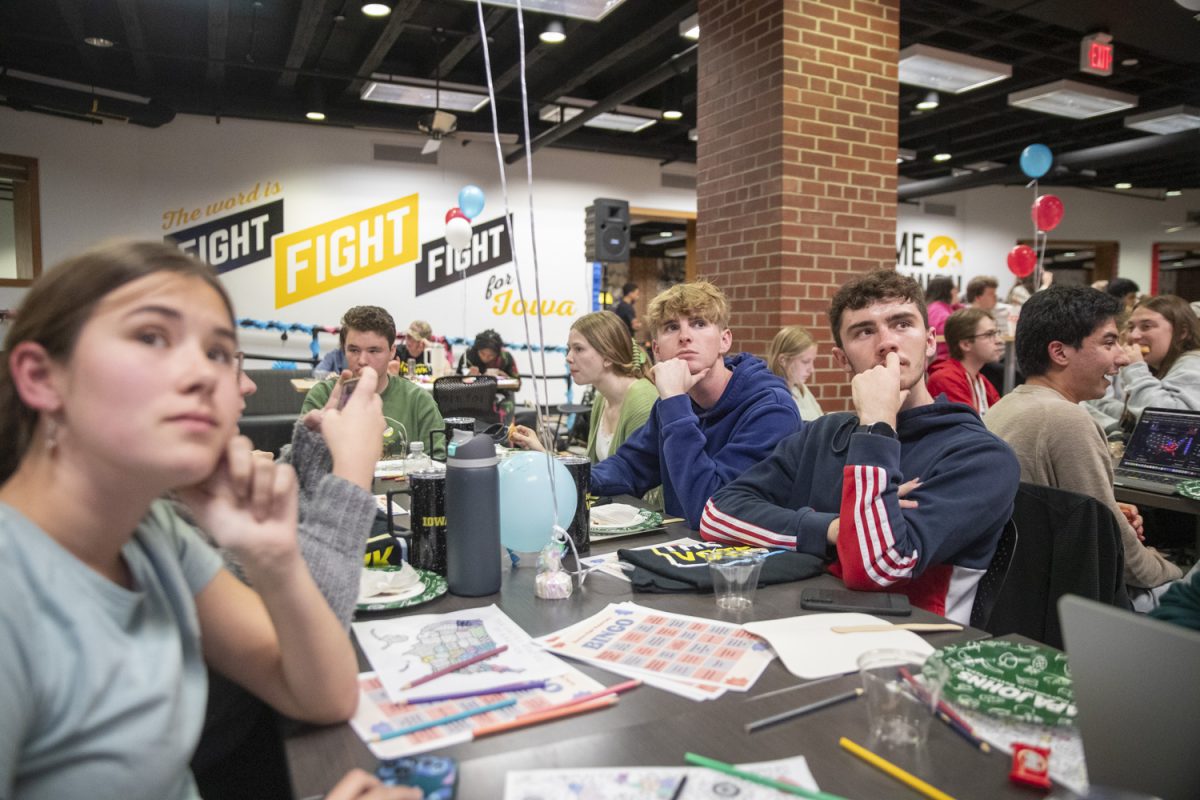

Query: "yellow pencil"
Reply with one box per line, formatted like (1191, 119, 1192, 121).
(838, 737, 957, 800)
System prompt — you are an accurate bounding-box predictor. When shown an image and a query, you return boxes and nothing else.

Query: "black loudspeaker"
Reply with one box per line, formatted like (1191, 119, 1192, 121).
(585, 198, 630, 263)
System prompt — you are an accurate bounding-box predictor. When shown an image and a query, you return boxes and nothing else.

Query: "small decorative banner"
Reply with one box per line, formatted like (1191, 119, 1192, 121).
(927, 640, 1076, 727)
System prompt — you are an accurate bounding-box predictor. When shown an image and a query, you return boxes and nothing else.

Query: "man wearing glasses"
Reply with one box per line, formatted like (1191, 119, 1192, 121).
(927, 307, 1004, 416)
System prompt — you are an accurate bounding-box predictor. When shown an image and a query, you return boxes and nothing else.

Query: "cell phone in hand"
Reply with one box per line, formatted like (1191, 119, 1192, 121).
(799, 587, 913, 616)
(337, 377, 360, 409)
(376, 755, 457, 799)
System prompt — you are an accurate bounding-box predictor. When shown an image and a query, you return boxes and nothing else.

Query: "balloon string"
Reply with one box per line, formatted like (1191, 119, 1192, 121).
(473, 0, 562, 543)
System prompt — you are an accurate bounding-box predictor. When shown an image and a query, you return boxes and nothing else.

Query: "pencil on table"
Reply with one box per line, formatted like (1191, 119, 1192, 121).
(472, 695, 617, 738)
(838, 737, 958, 800)
(745, 688, 863, 733)
(684, 753, 849, 800)
(369, 698, 517, 742)
(399, 644, 509, 690)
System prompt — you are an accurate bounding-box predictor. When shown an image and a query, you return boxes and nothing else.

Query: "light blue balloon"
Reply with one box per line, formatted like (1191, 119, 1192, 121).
(1019, 144, 1053, 179)
(498, 452, 577, 552)
(457, 184, 486, 219)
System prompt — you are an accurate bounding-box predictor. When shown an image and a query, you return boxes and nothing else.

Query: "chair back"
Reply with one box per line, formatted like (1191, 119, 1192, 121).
(432, 375, 499, 424)
(984, 482, 1130, 648)
(968, 517, 1018, 629)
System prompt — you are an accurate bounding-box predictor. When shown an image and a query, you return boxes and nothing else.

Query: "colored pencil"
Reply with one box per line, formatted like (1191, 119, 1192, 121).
(472, 695, 617, 738)
(898, 667, 973, 731)
(523, 678, 642, 716)
(668, 775, 688, 800)
(745, 688, 863, 733)
(936, 710, 992, 753)
(399, 644, 509, 690)
(684, 753, 850, 800)
(369, 697, 517, 742)
(838, 737, 957, 800)
(403, 680, 548, 705)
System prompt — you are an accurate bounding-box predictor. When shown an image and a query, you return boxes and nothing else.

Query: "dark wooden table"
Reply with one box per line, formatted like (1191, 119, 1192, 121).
(285, 525, 1034, 799)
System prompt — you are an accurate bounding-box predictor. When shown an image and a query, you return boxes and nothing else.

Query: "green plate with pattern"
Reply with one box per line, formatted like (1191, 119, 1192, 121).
(590, 508, 664, 540)
(926, 640, 1076, 727)
(1176, 479, 1200, 501)
(355, 566, 447, 613)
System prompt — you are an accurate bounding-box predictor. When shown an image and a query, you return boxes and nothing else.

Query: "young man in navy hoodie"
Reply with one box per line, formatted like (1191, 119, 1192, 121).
(700, 270, 1019, 623)
(590, 280, 801, 529)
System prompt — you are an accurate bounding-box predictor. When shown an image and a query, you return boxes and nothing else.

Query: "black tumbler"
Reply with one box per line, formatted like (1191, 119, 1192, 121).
(430, 417, 476, 460)
(408, 471, 447, 574)
(558, 456, 591, 556)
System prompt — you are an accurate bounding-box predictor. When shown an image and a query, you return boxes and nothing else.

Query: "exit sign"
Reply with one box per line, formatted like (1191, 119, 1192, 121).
(1081, 33, 1114, 76)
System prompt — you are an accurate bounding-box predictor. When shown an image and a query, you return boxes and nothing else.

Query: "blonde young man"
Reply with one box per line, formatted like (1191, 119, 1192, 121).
(589, 281, 800, 529)
(700, 270, 1019, 623)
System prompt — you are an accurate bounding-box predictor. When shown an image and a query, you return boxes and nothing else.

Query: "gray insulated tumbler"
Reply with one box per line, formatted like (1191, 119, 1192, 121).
(444, 433, 501, 596)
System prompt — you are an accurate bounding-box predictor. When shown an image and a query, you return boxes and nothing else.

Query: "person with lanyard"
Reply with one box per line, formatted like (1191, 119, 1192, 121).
(926, 307, 1004, 416)
(509, 311, 662, 508)
(0, 241, 417, 800)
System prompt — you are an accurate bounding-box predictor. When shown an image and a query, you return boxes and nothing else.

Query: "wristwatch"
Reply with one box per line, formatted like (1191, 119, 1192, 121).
(855, 420, 897, 438)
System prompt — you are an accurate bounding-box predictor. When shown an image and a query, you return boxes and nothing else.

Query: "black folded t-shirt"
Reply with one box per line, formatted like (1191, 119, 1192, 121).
(617, 541, 824, 593)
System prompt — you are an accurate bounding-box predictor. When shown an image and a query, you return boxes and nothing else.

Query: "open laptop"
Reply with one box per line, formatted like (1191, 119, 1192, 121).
(1111, 407, 1200, 495)
(1059, 594, 1200, 800)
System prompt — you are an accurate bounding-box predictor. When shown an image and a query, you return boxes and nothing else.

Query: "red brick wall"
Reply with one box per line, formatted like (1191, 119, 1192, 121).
(696, 0, 898, 409)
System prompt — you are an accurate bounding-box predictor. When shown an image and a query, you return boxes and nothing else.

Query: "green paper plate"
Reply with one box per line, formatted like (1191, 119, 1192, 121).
(926, 640, 1076, 727)
(590, 509, 664, 540)
(1176, 479, 1200, 501)
(355, 566, 447, 613)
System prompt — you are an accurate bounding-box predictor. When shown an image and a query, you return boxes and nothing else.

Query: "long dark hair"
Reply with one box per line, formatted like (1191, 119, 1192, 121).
(1, 240, 233, 482)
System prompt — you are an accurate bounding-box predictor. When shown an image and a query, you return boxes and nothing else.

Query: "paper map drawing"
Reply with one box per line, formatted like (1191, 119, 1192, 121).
(354, 604, 568, 702)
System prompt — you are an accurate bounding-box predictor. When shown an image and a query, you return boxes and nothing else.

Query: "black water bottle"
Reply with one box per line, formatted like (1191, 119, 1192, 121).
(445, 433, 501, 596)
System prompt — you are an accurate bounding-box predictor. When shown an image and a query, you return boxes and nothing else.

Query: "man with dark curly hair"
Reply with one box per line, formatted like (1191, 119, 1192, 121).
(302, 305, 445, 458)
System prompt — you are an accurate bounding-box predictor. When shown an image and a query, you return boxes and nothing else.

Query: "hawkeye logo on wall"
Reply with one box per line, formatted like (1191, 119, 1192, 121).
(896, 230, 965, 284)
(274, 194, 419, 308)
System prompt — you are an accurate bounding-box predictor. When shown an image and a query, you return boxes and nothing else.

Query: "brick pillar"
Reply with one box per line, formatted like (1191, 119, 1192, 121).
(696, 0, 898, 409)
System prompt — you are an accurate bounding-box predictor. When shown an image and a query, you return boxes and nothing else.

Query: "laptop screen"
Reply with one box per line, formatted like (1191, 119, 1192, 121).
(1120, 407, 1200, 479)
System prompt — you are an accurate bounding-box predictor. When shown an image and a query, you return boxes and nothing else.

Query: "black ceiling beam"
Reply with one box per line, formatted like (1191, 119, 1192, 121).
(535, 2, 696, 103)
(344, 0, 423, 96)
(206, 0, 229, 89)
(506, 45, 697, 165)
(437, 7, 508, 80)
(113, 0, 154, 90)
(278, 0, 333, 90)
(491, 19, 585, 95)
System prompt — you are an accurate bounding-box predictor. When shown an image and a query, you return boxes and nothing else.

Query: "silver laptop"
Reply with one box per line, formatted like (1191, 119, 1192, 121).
(1111, 407, 1200, 495)
(1059, 595, 1200, 800)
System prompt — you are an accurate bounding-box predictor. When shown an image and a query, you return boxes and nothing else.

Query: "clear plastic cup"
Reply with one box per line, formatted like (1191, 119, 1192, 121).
(710, 553, 765, 611)
(857, 649, 950, 750)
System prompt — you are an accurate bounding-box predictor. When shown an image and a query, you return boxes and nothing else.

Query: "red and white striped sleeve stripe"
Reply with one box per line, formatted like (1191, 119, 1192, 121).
(699, 498, 797, 549)
(842, 464, 918, 587)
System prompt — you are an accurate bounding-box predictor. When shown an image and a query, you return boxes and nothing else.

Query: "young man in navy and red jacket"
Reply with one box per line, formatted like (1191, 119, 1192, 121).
(590, 280, 801, 530)
(700, 270, 1019, 623)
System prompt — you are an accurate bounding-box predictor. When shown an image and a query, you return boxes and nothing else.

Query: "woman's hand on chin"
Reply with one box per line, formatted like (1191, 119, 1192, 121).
(177, 435, 301, 570)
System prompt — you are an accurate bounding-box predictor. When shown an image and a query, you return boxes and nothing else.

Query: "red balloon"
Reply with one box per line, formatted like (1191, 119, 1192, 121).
(445, 207, 468, 224)
(1032, 194, 1064, 232)
(1007, 245, 1036, 278)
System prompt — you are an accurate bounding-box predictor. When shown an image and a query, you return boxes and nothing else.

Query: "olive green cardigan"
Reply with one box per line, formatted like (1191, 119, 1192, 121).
(586, 378, 662, 510)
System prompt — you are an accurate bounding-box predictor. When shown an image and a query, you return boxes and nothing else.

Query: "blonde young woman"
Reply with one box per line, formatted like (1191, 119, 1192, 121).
(510, 311, 661, 505)
(767, 326, 823, 421)
(0, 242, 415, 800)
(1088, 293, 1200, 437)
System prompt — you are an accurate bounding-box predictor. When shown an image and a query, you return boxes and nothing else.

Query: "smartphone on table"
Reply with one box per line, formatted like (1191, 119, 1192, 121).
(799, 587, 913, 616)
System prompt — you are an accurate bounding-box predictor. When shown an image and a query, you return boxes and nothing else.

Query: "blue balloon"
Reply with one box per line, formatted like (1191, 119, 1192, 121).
(498, 452, 577, 552)
(457, 184, 486, 219)
(1019, 144, 1053, 179)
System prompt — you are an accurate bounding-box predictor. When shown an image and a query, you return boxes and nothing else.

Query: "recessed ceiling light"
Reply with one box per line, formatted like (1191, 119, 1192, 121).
(660, 231, 672, 237)
(1122, 58, 1139, 66)
(1166, 189, 1183, 197)
(679, 13, 699, 40)
(933, 151, 952, 162)
(305, 111, 326, 121)
(662, 109, 683, 120)
(539, 21, 566, 44)
(362, 78, 489, 112)
(1008, 79, 1137, 119)
(915, 91, 939, 111)
(1115, 182, 1133, 189)
(898, 44, 1011, 93)
(1063, 252, 1077, 257)
(361, 3, 391, 17)
(84, 36, 114, 48)
(1125, 105, 1200, 135)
